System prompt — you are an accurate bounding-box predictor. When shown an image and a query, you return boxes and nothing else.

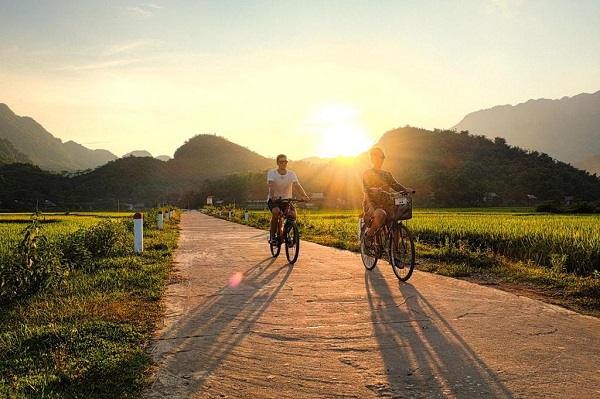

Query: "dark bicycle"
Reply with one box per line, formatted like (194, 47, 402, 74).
(269, 198, 304, 264)
(359, 190, 416, 281)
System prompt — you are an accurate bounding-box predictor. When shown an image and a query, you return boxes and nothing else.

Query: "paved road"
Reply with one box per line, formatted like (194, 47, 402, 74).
(144, 211, 600, 399)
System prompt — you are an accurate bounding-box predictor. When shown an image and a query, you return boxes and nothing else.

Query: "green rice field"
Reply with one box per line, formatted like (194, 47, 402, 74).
(217, 207, 600, 276)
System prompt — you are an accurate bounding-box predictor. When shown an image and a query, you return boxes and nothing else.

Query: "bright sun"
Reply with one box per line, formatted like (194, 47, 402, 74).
(309, 104, 373, 158)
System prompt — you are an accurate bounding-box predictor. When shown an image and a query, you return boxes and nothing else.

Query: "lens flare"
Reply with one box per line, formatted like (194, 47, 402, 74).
(228, 271, 243, 288)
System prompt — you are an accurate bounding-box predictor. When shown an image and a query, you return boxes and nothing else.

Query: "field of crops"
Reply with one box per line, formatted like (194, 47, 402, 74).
(0, 213, 124, 252)
(216, 207, 600, 276)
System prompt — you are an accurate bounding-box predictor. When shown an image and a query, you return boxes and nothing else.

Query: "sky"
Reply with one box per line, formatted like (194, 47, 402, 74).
(1, 0, 599, 160)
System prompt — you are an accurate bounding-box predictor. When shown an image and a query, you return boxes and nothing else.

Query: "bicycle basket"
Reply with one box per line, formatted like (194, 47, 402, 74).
(390, 194, 412, 220)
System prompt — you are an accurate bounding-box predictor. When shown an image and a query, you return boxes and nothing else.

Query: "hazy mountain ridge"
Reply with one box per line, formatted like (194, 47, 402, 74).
(0, 137, 31, 165)
(2, 93, 600, 211)
(452, 90, 600, 169)
(3, 127, 600, 211)
(123, 150, 153, 158)
(0, 103, 118, 171)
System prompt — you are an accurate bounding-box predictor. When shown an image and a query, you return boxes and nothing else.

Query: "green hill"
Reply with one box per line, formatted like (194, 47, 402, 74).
(375, 127, 600, 206)
(167, 134, 274, 183)
(2, 127, 600, 211)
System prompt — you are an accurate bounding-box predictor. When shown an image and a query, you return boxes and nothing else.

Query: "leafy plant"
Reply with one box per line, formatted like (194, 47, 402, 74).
(0, 213, 64, 301)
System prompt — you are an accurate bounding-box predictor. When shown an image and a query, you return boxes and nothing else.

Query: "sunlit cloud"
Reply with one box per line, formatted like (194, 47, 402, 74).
(100, 39, 162, 56)
(57, 58, 145, 72)
(126, 3, 163, 19)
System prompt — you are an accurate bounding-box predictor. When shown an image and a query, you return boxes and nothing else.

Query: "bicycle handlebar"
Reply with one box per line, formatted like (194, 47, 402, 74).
(274, 197, 308, 202)
(375, 188, 416, 196)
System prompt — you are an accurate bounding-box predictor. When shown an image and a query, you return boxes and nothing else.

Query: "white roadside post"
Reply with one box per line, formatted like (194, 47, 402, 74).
(157, 210, 163, 230)
(228, 210, 232, 219)
(134, 212, 143, 253)
(244, 209, 249, 222)
(164, 210, 170, 220)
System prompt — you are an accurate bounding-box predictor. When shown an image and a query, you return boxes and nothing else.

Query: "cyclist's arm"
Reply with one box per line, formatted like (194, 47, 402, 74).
(362, 172, 379, 212)
(382, 171, 407, 193)
(267, 180, 277, 200)
(293, 181, 310, 201)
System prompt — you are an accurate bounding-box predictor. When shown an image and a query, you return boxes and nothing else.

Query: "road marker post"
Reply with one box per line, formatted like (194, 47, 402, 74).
(134, 212, 143, 253)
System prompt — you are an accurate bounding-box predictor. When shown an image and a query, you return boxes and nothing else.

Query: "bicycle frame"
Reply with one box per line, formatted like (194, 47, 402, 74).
(360, 207, 415, 281)
(269, 198, 304, 263)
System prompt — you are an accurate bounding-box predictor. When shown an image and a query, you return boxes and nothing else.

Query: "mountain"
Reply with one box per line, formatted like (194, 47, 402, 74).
(2, 127, 600, 211)
(123, 151, 171, 161)
(299, 156, 334, 165)
(0, 137, 31, 165)
(575, 154, 600, 176)
(63, 140, 117, 171)
(59, 134, 276, 207)
(123, 150, 153, 158)
(451, 91, 600, 168)
(167, 134, 274, 183)
(0, 103, 117, 171)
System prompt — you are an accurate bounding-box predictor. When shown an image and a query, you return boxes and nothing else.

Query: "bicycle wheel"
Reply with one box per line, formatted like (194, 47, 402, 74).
(269, 233, 281, 258)
(360, 224, 377, 270)
(389, 223, 415, 281)
(284, 220, 300, 264)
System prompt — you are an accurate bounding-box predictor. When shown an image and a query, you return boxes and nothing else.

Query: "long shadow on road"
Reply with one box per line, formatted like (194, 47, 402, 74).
(365, 267, 514, 398)
(147, 255, 294, 396)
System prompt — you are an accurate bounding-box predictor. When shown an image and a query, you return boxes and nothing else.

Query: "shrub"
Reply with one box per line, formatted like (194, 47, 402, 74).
(58, 220, 130, 272)
(0, 216, 65, 301)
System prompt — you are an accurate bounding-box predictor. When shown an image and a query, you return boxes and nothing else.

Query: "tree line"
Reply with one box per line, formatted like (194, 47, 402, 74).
(2, 127, 600, 212)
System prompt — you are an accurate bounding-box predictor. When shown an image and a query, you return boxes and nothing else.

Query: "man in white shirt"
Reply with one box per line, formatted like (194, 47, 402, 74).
(267, 154, 310, 245)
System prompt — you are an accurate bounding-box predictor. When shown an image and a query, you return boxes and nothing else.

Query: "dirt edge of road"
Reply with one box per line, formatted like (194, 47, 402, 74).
(455, 272, 599, 319)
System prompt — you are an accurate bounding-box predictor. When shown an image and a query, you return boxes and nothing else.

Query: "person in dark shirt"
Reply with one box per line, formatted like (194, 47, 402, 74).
(362, 146, 409, 247)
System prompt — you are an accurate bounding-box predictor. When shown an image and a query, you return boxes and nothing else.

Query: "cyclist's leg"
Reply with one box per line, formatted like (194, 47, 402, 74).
(365, 207, 386, 248)
(368, 207, 386, 236)
(268, 200, 281, 243)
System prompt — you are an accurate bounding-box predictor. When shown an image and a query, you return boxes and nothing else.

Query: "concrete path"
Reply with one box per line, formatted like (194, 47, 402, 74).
(144, 211, 599, 399)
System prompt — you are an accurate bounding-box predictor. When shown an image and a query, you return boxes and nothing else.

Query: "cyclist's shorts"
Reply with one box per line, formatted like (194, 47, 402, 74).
(268, 198, 291, 213)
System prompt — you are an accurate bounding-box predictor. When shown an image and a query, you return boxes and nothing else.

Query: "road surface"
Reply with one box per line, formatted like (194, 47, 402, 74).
(144, 211, 600, 399)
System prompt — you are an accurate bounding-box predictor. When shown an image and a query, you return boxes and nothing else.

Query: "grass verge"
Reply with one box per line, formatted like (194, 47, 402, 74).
(0, 213, 179, 399)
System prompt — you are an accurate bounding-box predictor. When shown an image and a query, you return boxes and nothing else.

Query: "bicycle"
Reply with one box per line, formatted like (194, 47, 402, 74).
(268, 198, 304, 264)
(359, 190, 416, 281)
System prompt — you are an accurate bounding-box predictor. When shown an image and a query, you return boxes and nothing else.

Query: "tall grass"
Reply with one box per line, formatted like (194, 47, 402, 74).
(208, 206, 600, 276)
(411, 211, 600, 275)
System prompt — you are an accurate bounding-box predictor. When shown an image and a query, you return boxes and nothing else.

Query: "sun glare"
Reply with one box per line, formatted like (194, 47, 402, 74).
(309, 104, 373, 158)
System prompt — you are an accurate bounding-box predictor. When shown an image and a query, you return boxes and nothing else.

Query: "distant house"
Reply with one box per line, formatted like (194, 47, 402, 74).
(483, 192, 499, 202)
(44, 200, 57, 208)
(564, 196, 575, 205)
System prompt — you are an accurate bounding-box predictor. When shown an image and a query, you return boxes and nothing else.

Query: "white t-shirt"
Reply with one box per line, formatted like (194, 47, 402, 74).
(267, 169, 298, 200)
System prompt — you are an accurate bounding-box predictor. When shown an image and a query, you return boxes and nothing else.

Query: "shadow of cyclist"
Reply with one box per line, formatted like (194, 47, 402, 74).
(364, 268, 514, 398)
(146, 256, 294, 397)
